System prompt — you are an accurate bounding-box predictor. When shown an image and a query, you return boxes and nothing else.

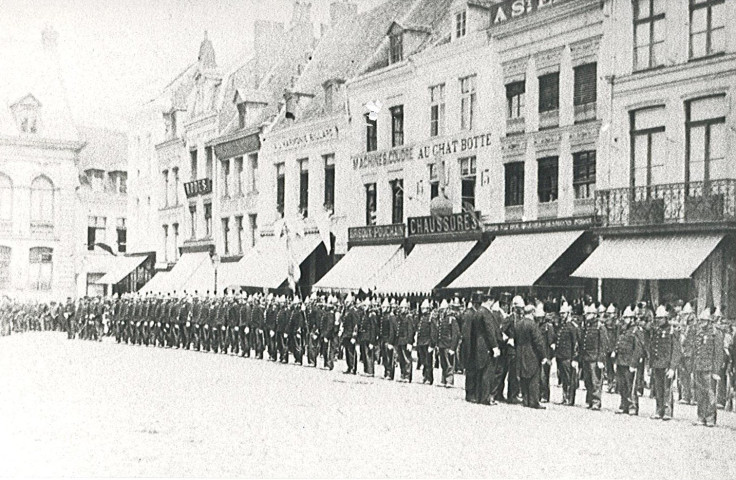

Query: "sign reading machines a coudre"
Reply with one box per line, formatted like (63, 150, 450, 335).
(408, 212, 481, 237)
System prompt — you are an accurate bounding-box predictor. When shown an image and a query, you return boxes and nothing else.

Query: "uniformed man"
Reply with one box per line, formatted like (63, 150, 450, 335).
(288, 297, 305, 365)
(435, 298, 461, 387)
(276, 296, 291, 363)
(579, 304, 609, 410)
(395, 299, 415, 383)
(692, 307, 724, 427)
(341, 294, 359, 375)
(415, 299, 434, 385)
(380, 299, 397, 380)
(265, 294, 279, 361)
(555, 302, 578, 405)
(538, 302, 556, 403)
(649, 305, 682, 420)
(358, 298, 377, 376)
(613, 305, 644, 415)
(499, 295, 523, 404)
(320, 296, 337, 370)
(678, 303, 696, 404)
(305, 294, 321, 366)
(604, 303, 618, 393)
(252, 295, 266, 359)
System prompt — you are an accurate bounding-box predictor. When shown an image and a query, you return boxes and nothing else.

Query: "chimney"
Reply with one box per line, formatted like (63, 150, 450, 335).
(292, 1, 312, 26)
(329, 1, 357, 27)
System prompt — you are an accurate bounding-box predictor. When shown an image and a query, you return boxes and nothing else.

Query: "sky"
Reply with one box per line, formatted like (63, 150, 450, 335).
(0, 0, 386, 130)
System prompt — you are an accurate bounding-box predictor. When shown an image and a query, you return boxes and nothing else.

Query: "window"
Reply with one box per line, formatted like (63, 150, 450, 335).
(460, 75, 477, 130)
(116, 218, 127, 253)
(172, 167, 179, 205)
(249, 154, 259, 193)
(30, 176, 54, 225)
(504, 162, 524, 207)
(222, 217, 230, 255)
(0, 173, 12, 223)
(86, 169, 105, 192)
(110, 171, 127, 194)
(276, 163, 285, 216)
(235, 216, 244, 254)
(690, 0, 725, 59)
(390, 105, 404, 147)
(28, 247, 52, 291)
(365, 183, 377, 225)
(429, 84, 446, 137)
(190, 150, 198, 181)
(687, 95, 726, 182)
(87, 216, 107, 250)
(537, 157, 559, 203)
(222, 159, 231, 198)
(189, 204, 197, 239)
(634, 0, 665, 71)
(204, 202, 212, 237)
(162, 225, 169, 262)
(365, 113, 377, 152)
(460, 157, 477, 210)
(506, 81, 525, 119)
(299, 158, 309, 217)
(631, 106, 666, 187)
(573, 63, 597, 106)
(390, 179, 403, 224)
(237, 103, 246, 129)
(389, 32, 403, 64)
(573, 151, 597, 199)
(324, 154, 335, 211)
(205, 147, 213, 179)
(165, 111, 177, 138)
(538, 72, 560, 113)
(235, 157, 244, 196)
(249, 214, 257, 248)
(172, 223, 179, 260)
(162, 170, 169, 207)
(0, 246, 10, 290)
(429, 164, 440, 200)
(455, 10, 467, 39)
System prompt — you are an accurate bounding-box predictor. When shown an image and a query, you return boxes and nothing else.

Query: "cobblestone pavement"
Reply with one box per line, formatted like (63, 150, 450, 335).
(1, 333, 735, 478)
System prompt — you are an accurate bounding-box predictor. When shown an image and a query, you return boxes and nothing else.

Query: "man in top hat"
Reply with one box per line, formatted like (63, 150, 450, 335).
(416, 299, 435, 385)
(580, 304, 610, 410)
(462, 291, 500, 405)
(692, 307, 724, 427)
(648, 305, 682, 420)
(434, 298, 461, 387)
(516, 303, 549, 409)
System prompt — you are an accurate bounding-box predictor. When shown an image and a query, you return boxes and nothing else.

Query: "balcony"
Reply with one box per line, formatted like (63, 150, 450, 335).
(506, 116, 525, 136)
(539, 109, 559, 130)
(30, 221, 54, 237)
(595, 179, 736, 228)
(574, 102, 596, 124)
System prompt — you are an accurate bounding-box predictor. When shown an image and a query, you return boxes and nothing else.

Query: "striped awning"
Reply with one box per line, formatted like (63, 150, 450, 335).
(374, 241, 476, 295)
(449, 230, 583, 289)
(572, 234, 724, 280)
(313, 244, 405, 292)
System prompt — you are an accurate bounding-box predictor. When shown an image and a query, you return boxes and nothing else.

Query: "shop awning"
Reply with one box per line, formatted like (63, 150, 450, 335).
(223, 234, 323, 289)
(96, 255, 148, 285)
(374, 241, 477, 296)
(572, 234, 724, 280)
(449, 230, 584, 289)
(139, 271, 171, 294)
(169, 252, 215, 294)
(313, 244, 405, 292)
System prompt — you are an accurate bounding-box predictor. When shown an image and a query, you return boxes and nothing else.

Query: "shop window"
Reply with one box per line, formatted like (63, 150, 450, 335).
(573, 151, 597, 199)
(365, 183, 377, 226)
(537, 157, 559, 203)
(504, 162, 524, 207)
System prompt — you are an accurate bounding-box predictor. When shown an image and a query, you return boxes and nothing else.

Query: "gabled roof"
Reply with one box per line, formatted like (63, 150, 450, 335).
(10, 93, 42, 109)
(77, 126, 128, 172)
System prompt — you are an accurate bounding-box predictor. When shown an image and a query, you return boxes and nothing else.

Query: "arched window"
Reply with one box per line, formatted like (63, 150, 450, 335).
(0, 246, 11, 290)
(29, 247, 53, 291)
(30, 175, 54, 225)
(0, 173, 12, 225)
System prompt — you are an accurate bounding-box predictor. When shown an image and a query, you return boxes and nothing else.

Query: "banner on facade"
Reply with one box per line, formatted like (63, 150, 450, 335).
(270, 125, 338, 152)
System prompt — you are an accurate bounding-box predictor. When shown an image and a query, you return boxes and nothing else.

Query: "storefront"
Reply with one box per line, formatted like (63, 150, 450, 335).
(96, 252, 155, 296)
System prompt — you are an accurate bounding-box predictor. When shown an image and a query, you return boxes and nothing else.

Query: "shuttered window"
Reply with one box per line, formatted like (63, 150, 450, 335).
(574, 63, 597, 106)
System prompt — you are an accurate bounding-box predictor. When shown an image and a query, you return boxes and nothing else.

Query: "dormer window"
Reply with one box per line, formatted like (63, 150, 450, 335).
(455, 10, 467, 39)
(389, 31, 403, 64)
(237, 102, 246, 129)
(11, 94, 41, 135)
(164, 110, 178, 139)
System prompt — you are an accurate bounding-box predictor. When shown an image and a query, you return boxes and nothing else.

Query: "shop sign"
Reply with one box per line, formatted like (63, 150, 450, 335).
(485, 215, 597, 234)
(491, 0, 573, 26)
(184, 178, 212, 198)
(349, 224, 405, 243)
(352, 145, 414, 170)
(213, 133, 260, 159)
(408, 212, 481, 237)
(416, 132, 493, 160)
(270, 125, 338, 152)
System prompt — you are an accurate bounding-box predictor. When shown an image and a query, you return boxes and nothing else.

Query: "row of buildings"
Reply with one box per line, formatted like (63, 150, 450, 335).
(0, 26, 136, 301)
(122, 0, 736, 317)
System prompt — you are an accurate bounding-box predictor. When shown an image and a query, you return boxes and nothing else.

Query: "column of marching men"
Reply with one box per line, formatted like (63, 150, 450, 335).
(2, 290, 735, 427)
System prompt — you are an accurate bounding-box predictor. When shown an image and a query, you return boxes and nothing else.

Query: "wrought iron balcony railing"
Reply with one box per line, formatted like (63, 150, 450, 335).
(595, 179, 736, 227)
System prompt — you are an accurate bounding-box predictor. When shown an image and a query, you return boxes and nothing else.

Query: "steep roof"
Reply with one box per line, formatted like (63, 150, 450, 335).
(77, 126, 128, 172)
(271, 0, 413, 129)
(0, 27, 79, 141)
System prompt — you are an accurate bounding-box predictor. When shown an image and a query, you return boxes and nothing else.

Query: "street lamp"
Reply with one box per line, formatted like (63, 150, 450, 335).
(212, 253, 220, 295)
